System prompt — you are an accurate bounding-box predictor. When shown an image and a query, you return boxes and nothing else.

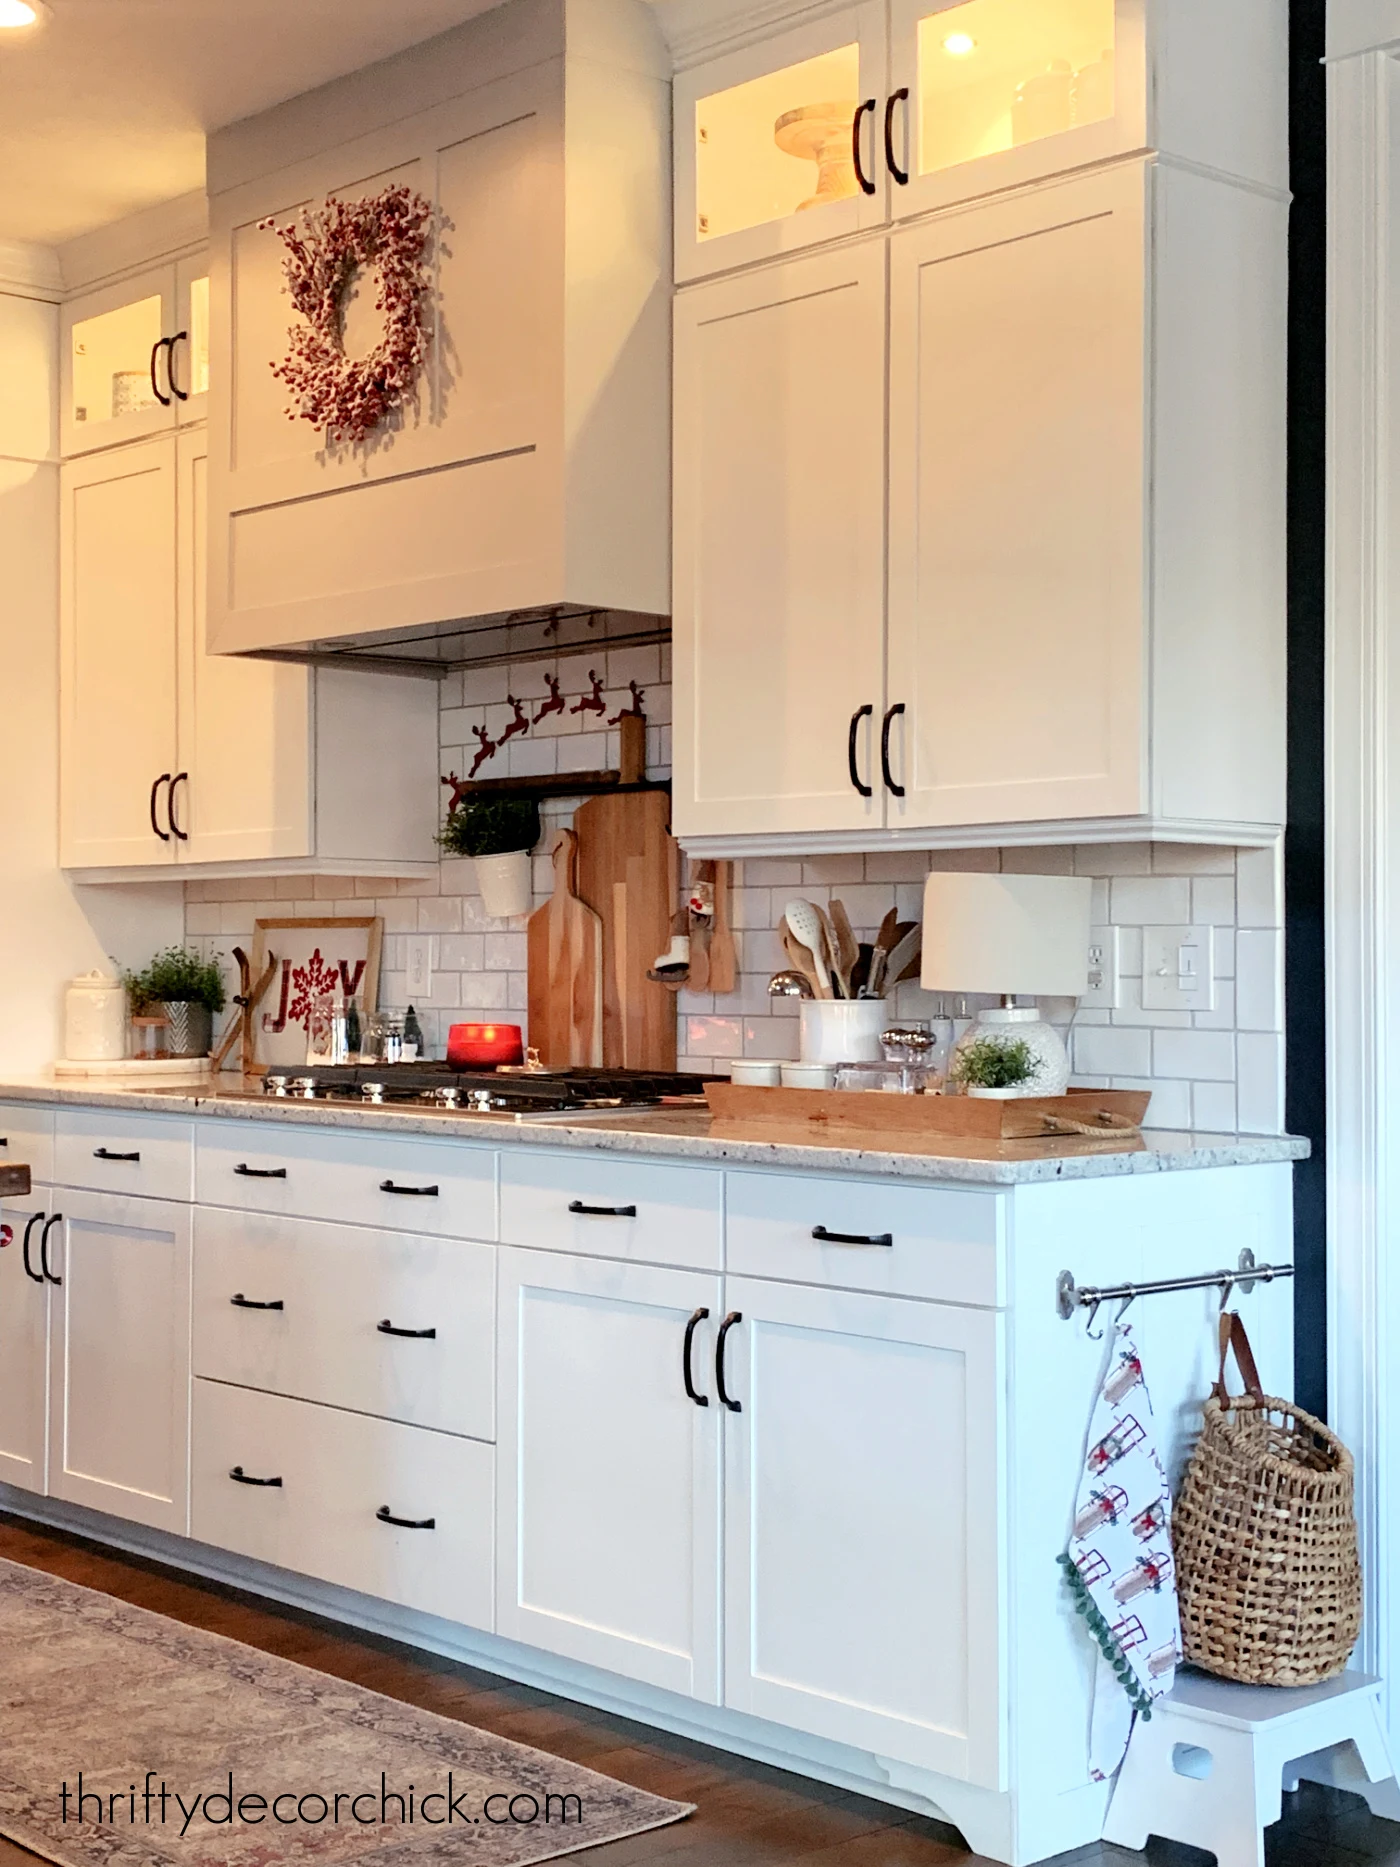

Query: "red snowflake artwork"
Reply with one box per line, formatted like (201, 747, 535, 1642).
(286, 949, 340, 1031)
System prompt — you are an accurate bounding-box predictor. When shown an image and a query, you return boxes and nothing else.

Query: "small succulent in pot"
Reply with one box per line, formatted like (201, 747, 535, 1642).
(124, 947, 226, 1058)
(437, 795, 542, 919)
(950, 1033, 1043, 1099)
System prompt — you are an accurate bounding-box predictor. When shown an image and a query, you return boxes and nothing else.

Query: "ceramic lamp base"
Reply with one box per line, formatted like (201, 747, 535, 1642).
(952, 1004, 1071, 1097)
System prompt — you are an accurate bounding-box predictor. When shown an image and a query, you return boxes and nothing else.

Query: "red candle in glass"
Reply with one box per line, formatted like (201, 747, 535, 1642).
(447, 1022, 524, 1069)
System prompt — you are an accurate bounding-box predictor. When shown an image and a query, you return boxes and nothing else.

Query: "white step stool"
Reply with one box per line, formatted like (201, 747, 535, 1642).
(1103, 1668, 1398, 1867)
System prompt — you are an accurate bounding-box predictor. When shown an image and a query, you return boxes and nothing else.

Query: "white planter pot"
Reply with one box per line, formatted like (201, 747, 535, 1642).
(964, 1084, 1029, 1100)
(474, 848, 533, 920)
(799, 999, 887, 1065)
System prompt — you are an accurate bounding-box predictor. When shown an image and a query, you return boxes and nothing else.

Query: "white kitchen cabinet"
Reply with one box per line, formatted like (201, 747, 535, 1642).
(720, 1275, 1004, 1785)
(46, 1189, 191, 1537)
(496, 1247, 723, 1701)
(676, 157, 1287, 850)
(59, 431, 440, 879)
(672, 243, 888, 839)
(61, 253, 209, 457)
(0, 1190, 53, 1494)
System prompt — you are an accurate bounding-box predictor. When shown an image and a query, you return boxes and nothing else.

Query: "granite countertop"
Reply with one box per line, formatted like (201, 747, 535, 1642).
(0, 1076, 1312, 1187)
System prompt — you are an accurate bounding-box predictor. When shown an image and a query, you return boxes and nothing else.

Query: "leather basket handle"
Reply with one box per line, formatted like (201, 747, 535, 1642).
(1215, 1310, 1265, 1402)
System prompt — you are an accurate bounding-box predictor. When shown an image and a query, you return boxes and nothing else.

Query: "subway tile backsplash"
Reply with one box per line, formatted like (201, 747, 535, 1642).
(186, 656, 1286, 1135)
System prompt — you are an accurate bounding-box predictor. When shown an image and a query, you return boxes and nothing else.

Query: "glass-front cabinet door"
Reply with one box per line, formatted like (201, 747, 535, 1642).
(61, 264, 176, 456)
(886, 0, 1145, 217)
(674, 5, 889, 283)
(174, 251, 211, 427)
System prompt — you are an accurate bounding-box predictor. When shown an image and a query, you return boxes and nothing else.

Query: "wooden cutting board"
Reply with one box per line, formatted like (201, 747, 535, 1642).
(575, 788, 677, 1070)
(527, 829, 603, 1067)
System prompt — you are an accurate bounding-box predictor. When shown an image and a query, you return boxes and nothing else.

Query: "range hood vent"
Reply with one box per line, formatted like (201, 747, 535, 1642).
(245, 607, 671, 681)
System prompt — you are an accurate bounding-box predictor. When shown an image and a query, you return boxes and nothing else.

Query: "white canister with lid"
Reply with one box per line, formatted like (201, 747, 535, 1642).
(64, 971, 127, 1062)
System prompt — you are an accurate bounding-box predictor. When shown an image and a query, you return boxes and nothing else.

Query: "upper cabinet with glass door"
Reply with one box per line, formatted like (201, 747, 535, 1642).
(674, 7, 888, 283)
(61, 250, 209, 457)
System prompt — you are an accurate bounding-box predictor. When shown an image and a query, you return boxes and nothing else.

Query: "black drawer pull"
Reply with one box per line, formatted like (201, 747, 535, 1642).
(40, 1214, 61, 1286)
(234, 1163, 287, 1180)
(378, 1319, 437, 1339)
(94, 1148, 140, 1163)
(377, 1505, 435, 1530)
(568, 1199, 637, 1218)
(21, 1213, 44, 1285)
(715, 1310, 743, 1412)
(380, 1180, 439, 1197)
(229, 1466, 282, 1487)
(812, 1224, 894, 1248)
(683, 1306, 710, 1407)
(231, 1293, 285, 1311)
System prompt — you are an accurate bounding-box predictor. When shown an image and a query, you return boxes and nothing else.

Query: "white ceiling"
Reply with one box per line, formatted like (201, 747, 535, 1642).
(0, 0, 513, 247)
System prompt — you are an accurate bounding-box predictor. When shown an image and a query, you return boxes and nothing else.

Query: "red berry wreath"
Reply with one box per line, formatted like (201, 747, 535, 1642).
(262, 184, 433, 448)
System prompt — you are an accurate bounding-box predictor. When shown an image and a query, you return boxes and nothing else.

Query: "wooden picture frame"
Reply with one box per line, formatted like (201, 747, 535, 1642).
(249, 917, 384, 1070)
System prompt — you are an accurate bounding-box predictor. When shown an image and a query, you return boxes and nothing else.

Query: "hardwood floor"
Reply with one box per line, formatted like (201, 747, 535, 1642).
(0, 1513, 1394, 1867)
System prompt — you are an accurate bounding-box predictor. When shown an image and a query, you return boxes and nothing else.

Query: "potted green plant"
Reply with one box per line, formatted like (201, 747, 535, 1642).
(124, 947, 226, 1059)
(950, 1032, 1044, 1100)
(437, 795, 542, 919)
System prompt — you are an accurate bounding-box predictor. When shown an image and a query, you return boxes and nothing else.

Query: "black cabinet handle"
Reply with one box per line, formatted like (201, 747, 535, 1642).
(812, 1224, 894, 1248)
(379, 1180, 439, 1197)
(848, 703, 874, 797)
(21, 1213, 44, 1285)
(234, 1164, 287, 1180)
(881, 703, 906, 798)
(378, 1319, 437, 1339)
(852, 99, 877, 196)
(40, 1214, 61, 1286)
(884, 88, 910, 185)
(94, 1148, 140, 1163)
(229, 1466, 282, 1487)
(683, 1306, 710, 1407)
(167, 330, 189, 401)
(377, 1505, 435, 1530)
(568, 1199, 637, 1218)
(168, 772, 189, 841)
(231, 1293, 284, 1311)
(149, 773, 172, 842)
(149, 337, 172, 407)
(715, 1310, 743, 1413)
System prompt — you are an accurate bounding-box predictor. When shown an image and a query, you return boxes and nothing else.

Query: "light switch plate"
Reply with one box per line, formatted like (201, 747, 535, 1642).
(1142, 925, 1216, 1012)
(1082, 925, 1122, 1009)
(406, 936, 433, 999)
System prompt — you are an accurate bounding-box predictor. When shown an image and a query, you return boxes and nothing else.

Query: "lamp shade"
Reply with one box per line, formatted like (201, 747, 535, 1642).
(921, 872, 1092, 998)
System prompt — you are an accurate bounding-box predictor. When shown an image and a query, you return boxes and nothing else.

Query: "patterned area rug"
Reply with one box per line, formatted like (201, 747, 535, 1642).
(0, 1558, 693, 1866)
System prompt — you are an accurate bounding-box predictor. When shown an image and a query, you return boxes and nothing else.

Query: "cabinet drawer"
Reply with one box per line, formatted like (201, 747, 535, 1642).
(195, 1122, 496, 1239)
(193, 1209, 494, 1439)
(191, 1379, 493, 1629)
(54, 1110, 194, 1203)
(725, 1172, 1004, 1306)
(499, 1153, 722, 1270)
(0, 1104, 55, 1184)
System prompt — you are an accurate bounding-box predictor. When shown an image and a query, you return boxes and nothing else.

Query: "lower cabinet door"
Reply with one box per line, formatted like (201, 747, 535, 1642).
(0, 1193, 52, 1493)
(721, 1276, 1005, 1788)
(192, 1379, 493, 1628)
(47, 1190, 191, 1535)
(496, 1248, 722, 1701)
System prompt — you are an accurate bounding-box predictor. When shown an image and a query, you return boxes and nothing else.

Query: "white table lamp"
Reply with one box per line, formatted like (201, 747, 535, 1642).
(921, 872, 1092, 1096)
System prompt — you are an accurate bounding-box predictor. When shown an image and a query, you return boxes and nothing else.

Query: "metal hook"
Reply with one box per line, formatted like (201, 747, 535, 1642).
(1218, 1272, 1236, 1312)
(1084, 1297, 1105, 1341)
(1114, 1288, 1136, 1328)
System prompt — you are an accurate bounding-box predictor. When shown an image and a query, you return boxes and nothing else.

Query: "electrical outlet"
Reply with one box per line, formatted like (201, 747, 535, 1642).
(1081, 925, 1121, 1009)
(406, 937, 433, 999)
(1141, 925, 1216, 1012)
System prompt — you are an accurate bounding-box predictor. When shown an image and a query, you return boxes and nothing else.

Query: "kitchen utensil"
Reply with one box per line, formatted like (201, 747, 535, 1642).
(828, 900, 860, 999)
(850, 943, 874, 997)
(688, 859, 712, 992)
(782, 1061, 837, 1089)
(883, 923, 923, 989)
(730, 1058, 785, 1086)
(709, 860, 737, 995)
(784, 899, 832, 997)
(781, 925, 828, 1000)
(768, 969, 814, 1000)
(813, 902, 845, 996)
(866, 908, 901, 997)
(447, 1022, 524, 1068)
(573, 789, 676, 1070)
(527, 829, 604, 1068)
(799, 997, 888, 1064)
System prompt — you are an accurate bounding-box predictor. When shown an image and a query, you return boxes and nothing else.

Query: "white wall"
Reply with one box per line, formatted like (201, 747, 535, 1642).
(0, 264, 181, 1074)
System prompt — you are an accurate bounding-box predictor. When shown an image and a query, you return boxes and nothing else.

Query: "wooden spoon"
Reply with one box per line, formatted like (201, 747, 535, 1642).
(709, 860, 737, 995)
(828, 900, 860, 999)
(867, 907, 901, 998)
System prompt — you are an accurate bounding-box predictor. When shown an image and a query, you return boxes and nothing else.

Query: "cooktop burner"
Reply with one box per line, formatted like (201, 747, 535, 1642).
(256, 1061, 714, 1117)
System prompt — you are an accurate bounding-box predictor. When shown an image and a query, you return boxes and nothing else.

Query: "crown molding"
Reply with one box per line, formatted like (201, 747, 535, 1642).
(649, 0, 848, 69)
(0, 240, 62, 302)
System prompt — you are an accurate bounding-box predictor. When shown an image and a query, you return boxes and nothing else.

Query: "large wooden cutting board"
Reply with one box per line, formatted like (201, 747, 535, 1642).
(574, 788, 677, 1070)
(527, 830, 603, 1067)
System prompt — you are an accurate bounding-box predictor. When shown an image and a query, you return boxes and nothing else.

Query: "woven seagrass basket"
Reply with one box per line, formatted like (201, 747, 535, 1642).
(1173, 1312, 1361, 1687)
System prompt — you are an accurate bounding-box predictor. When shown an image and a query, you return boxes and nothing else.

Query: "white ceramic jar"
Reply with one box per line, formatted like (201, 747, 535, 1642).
(799, 999, 887, 1064)
(64, 971, 127, 1061)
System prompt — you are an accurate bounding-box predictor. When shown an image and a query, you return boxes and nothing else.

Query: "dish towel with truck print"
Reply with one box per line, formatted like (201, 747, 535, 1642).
(1058, 1320, 1181, 1780)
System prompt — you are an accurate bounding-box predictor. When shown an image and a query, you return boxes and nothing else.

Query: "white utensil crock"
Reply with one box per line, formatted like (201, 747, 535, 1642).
(799, 999, 887, 1065)
(64, 971, 127, 1062)
(474, 849, 533, 919)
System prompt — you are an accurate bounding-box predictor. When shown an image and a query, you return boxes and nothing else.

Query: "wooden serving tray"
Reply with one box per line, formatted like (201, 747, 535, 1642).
(0, 1163, 32, 1198)
(703, 1083, 1151, 1142)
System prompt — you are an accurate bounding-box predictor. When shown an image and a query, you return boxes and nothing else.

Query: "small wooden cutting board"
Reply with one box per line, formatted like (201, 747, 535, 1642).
(527, 830, 604, 1067)
(0, 1164, 32, 1198)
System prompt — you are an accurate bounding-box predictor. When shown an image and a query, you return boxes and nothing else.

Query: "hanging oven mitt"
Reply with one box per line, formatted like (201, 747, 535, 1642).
(1058, 1320, 1181, 1780)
